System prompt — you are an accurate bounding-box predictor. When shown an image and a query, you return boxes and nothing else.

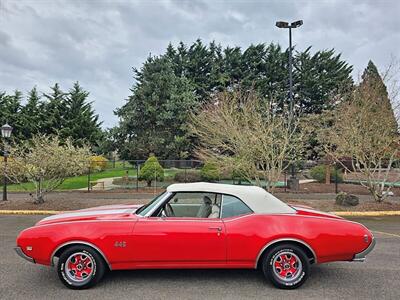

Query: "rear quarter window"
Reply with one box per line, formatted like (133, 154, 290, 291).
(221, 194, 253, 218)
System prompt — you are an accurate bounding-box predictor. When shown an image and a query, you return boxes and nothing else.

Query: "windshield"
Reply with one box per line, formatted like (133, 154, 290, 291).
(135, 191, 168, 216)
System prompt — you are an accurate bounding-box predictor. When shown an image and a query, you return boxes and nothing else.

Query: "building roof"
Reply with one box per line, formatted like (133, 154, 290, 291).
(167, 182, 295, 214)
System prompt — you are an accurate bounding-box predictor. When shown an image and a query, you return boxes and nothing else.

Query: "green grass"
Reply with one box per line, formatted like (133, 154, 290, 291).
(4, 167, 183, 192)
(5, 167, 129, 192)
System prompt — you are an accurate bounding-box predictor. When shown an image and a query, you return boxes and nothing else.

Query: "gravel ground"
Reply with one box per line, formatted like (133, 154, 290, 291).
(0, 215, 399, 300)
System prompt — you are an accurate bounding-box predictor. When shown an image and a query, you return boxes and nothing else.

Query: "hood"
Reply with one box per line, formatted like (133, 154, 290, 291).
(291, 205, 344, 220)
(36, 204, 143, 226)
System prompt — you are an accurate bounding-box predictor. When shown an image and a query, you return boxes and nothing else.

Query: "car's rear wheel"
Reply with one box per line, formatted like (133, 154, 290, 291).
(262, 243, 310, 289)
(57, 245, 105, 289)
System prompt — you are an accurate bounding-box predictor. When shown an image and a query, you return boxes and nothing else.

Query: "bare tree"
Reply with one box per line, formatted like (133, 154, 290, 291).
(190, 90, 305, 192)
(320, 68, 399, 202)
(5, 135, 91, 203)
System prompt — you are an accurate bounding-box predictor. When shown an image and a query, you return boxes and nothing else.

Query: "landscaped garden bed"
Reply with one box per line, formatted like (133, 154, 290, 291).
(1, 187, 399, 213)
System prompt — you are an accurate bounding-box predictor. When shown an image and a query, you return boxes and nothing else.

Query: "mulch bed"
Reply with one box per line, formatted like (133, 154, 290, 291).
(286, 199, 400, 212)
(1, 183, 400, 212)
(276, 182, 400, 196)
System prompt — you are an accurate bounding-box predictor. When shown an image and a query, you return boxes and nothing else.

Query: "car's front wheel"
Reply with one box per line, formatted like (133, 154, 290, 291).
(262, 243, 310, 289)
(57, 245, 106, 289)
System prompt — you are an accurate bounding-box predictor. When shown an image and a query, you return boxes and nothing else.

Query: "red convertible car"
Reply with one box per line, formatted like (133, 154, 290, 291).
(15, 182, 375, 289)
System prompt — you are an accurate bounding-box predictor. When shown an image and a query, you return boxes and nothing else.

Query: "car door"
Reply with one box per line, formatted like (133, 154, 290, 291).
(220, 194, 256, 267)
(132, 192, 226, 266)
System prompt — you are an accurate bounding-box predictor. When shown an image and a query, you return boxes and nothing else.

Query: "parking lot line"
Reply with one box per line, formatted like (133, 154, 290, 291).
(372, 230, 400, 238)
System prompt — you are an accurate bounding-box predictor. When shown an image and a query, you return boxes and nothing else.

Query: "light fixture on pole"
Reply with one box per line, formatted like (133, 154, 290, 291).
(1, 123, 12, 138)
(1, 123, 13, 201)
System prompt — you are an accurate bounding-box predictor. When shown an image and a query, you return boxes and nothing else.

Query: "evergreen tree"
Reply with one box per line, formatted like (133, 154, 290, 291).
(295, 48, 353, 113)
(360, 60, 397, 132)
(0, 90, 23, 140)
(209, 41, 228, 94)
(20, 87, 43, 139)
(115, 56, 198, 160)
(185, 39, 215, 102)
(223, 46, 243, 89)
(114, 40, 354, 159)
(62, 82, 103, 146)
(42, 83, 67, 135)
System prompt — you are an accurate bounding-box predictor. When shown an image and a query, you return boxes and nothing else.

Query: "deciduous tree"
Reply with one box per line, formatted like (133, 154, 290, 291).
(190, 90, 306, 192)
(320, 63, 399, 202)
(6, 135, 91, 204)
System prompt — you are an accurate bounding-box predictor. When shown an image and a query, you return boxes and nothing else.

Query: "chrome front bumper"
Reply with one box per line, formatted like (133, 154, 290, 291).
(14, 247, 35, 263)
(352, 238, 376, 262)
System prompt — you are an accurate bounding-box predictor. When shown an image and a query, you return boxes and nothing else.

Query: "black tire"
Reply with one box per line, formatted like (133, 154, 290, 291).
(57, 245, 106, 289)
(262, 243, 310, 289)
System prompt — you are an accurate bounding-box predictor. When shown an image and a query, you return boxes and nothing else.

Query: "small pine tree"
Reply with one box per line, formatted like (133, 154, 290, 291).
(138, 154, 164, 187)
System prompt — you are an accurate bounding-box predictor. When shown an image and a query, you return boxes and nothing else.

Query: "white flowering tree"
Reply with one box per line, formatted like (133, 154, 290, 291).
(5, 135, 91, 203)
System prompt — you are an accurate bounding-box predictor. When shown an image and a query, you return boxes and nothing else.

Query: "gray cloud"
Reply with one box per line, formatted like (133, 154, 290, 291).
(1, 0, 399, 127)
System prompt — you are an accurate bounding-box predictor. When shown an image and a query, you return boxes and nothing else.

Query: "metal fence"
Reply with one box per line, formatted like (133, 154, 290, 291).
(86, 159, 344, 192)
(3, 158, 400, 194)
(87, 159, 204, 192)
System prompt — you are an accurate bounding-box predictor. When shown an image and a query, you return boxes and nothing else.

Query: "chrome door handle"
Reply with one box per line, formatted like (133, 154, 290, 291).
(208, 226, 222, 231)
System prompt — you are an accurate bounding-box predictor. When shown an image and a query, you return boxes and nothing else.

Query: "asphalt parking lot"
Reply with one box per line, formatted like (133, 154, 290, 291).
(0, 215, 399, 300)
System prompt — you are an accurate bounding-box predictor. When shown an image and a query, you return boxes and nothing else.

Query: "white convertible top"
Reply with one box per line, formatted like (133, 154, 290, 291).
(167, 182, 295, 214)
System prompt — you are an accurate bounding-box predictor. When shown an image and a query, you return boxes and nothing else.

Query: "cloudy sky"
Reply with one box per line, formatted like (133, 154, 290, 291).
(1, 0, 399, 128)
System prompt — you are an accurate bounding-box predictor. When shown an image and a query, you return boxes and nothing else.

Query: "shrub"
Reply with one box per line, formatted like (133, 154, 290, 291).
(309, 165, 343, 183)
(201, 162, 220, 181)
(174, 169, 202, 182)
(335, 192, 359, 206)
(139, 154, 164, 187)
(90, 155, 108, 171)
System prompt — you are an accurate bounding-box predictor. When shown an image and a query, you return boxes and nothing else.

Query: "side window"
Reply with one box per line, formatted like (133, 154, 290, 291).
(163, 192, 221, 218)
(221, 195, 252, 218)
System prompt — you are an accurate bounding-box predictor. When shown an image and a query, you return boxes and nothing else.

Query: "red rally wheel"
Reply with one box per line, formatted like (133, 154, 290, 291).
(57, 245, 105, 289)
(262, 243, 310, 289)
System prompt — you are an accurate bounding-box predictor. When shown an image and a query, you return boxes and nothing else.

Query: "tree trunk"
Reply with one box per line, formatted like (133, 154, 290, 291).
(325, 164, 331, 184)
(34, 194, 45, 204)
(34, 177, 45, 204)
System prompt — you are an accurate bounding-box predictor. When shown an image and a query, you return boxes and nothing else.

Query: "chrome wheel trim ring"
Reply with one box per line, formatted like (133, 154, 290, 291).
(272, 251, 303, 282)
(65, 252, 95, 283)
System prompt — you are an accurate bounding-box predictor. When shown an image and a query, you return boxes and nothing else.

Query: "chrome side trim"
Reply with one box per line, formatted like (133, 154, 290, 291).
(352, 238, 376, 262)
(50, 241, 112, 270)
(254, 238, 317, 268)
(14, 247, 35, 263)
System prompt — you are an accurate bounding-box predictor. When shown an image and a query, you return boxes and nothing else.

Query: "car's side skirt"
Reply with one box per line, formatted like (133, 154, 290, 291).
(111, 261, 254, 270)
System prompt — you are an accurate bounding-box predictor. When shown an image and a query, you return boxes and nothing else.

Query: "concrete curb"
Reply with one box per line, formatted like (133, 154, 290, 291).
(332, 211, 400, 217)
(1, 209, 400, 216)
(0, 210, 60, 215)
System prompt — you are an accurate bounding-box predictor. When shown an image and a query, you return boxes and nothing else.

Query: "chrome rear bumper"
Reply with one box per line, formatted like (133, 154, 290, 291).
(14, 247, 35, 263)
(352, 238, 376, 262)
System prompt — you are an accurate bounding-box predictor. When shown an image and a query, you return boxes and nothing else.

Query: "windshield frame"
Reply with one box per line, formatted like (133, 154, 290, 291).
(135, 191, 171, 217)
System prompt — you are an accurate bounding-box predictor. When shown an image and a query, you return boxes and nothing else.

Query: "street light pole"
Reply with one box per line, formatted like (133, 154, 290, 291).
(288, 26, 293, 117)
(1, 123, 13, 201)
(276, 20, 303, 191)
(275, 20, 303, 118)
(3, 150, 8, 201)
